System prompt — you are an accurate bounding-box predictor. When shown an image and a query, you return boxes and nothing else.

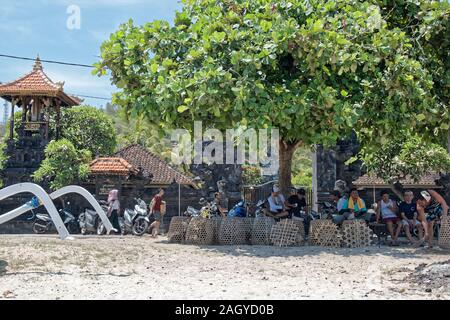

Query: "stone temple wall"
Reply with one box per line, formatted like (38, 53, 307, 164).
(315, 133, 364, 202)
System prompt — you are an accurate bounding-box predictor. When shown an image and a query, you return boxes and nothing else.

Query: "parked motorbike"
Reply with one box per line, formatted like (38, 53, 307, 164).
(254, 200, 267, 218)
(309, 201, 335, 220)
(79, 201, 108, 235)
(228, 200, 247, 218)
(184, 206, 201, 218)
(184, 198, 220, 218)
(98, 198, 149, 236)
(33, 201, 79, 234)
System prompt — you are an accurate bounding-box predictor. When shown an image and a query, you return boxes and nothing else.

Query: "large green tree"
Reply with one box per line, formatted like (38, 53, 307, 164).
(362, 135, 450, 184)
(59, 106, 117, 157)
(33, 139, 92, 190)
(95, 0, 449, 193)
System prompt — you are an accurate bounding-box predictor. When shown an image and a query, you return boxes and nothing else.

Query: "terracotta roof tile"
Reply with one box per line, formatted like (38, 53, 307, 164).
(0, 57, 81, 106)
(354, 173, 441, 187)
(115, 144, 195, 186)
(90, 157, 137, 176)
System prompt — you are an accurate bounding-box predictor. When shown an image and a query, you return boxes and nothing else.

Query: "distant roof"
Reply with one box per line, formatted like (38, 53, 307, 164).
(115, 144, 196, 186)
(0, 56, 81, 106)
(90, 158, 137, 176)
(353, 173, 442, 188)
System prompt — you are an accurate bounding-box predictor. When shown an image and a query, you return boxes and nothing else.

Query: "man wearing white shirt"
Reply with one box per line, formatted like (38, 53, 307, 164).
(266, 190, 289, 219)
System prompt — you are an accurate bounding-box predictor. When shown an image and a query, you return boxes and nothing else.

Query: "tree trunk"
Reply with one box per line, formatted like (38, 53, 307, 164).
(447, 130, 450, 155)
(278, 140, 300, 195)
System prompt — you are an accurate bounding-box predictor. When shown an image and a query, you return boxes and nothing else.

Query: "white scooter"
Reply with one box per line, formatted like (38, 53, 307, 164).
(98, 198, 150, 236)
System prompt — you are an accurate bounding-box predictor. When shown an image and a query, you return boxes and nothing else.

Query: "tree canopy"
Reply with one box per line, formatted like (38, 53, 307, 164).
(59, 106, 117, 157)
(362, 135, 450, 184)
(33, 139, 92, 190)
(95, 0, 449, 191)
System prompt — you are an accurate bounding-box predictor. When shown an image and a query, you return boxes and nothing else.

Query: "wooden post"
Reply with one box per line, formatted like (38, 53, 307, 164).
(312, 147, 318, 213)
(56, 100, 61, 140)
(9, 98, 15, 141)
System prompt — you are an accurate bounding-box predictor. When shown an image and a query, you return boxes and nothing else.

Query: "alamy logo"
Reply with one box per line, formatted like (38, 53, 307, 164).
(66, 5, 81, 30)
(170, 121, 279, 175)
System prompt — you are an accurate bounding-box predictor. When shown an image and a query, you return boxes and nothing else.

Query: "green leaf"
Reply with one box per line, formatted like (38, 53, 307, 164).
(417, 114, 426, 122)
(177, 105, 189, 113)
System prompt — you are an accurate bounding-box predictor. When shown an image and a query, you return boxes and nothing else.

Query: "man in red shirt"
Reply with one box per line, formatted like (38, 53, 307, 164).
(149, 189, 165, 238)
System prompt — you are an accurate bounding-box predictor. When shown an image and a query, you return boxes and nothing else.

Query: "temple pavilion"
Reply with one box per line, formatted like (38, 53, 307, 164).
(0, 56, 81, 186)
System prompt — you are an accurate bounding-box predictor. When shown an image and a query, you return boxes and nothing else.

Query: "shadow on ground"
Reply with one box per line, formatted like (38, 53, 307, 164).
(158, 239, 450, 259)
(0, 260, 8, 276)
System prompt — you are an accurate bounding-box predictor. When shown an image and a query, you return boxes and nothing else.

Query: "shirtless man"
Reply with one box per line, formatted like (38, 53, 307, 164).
(416, 190, 449, 248)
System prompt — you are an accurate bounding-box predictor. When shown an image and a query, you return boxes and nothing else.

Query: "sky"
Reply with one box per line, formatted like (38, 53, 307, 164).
(0, 0, 182, 122)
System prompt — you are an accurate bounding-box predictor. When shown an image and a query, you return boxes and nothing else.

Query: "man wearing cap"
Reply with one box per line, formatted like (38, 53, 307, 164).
(416, 190, 449, 248)
(267, 187, 289, 219)
(286, 188, 310, 237)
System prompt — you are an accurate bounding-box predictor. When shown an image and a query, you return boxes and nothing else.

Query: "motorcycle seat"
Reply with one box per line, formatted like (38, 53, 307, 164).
(36, 214, 52, 222)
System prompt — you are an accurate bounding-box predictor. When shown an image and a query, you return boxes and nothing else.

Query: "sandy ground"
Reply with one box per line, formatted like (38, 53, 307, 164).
(0, 235, 449, 300)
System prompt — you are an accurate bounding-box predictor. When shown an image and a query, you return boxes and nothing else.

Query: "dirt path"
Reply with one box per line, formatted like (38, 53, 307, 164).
(0, 235, 448, 300)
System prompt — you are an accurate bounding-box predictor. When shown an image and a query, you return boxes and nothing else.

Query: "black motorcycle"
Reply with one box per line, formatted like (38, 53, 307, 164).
(33, 202, 79, 234)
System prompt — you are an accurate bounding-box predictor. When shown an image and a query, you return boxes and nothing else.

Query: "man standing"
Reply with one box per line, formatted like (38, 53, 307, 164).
(149, 189, 165, 238)
(398, 190, 423, 245)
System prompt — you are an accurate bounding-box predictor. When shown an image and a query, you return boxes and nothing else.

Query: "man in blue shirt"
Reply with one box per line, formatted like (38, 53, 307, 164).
(331, 190, 351, 225)
(398, 190, 423, 245)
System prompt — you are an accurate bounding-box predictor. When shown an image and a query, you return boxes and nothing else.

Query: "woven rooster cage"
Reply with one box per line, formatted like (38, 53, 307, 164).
(251, 217, 276, 245)
(243, 217, 255, 244)
(309, 220, 342, 247)
(292, 219, 306, 246)
(438, 216, 450, 250)
(219, 217, 249, 245)
(211, 216, 223, 245)
(167, 217, 191, 243)
(270, 219, 299, 247)
(341, 220, 373, 248)
(185, 217, 215, 245)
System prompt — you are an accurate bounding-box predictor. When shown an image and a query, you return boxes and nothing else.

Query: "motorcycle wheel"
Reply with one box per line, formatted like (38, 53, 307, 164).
(132, 219, 149, 236)
(67, 223, 79, 234)
(81, 227, 87, 235)
(97, 223, 106, 235)
(33, 222, 48, 234)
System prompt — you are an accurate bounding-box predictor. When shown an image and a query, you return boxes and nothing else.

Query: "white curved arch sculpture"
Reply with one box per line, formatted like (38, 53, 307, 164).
(0, 184, 116, 239)
(0, 183, 70, 240)
(50, 186, 115, 234)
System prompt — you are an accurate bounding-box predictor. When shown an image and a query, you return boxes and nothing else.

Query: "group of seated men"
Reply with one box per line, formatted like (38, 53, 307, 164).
(331, 188, 449, 247)
(264, 184, 449, 247)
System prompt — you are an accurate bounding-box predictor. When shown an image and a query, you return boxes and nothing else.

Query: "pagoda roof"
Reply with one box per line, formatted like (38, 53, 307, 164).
(0, 56, 82, 106)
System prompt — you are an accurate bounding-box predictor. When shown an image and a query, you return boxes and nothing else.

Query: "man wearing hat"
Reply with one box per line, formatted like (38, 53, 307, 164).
(416, 190, 448, 248)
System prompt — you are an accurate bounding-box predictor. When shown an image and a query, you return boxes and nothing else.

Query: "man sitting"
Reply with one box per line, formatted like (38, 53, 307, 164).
(398, 190, 423, 245)
(214, 192, 228, 217)
(286, 188, 310, 237)
(331, 190, 352, 225)
(376, 190, 401, 246)
(267, 190, 289, 219)
(347, 188, 371, 222)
